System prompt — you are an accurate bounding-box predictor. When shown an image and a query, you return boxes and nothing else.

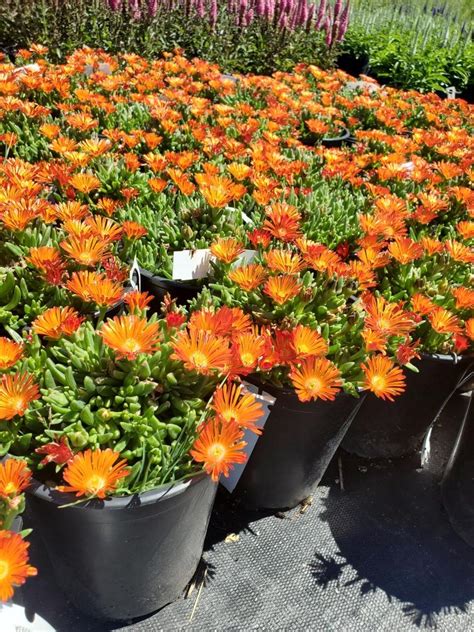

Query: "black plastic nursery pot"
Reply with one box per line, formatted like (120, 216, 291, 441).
(441, 390, 474, 548)
(342, 353, 473, 459)
(235, 381, 366, 511)
(139, 268, 202, 309)
(321, 127, 353, 148)
(26, 473, 216, 621)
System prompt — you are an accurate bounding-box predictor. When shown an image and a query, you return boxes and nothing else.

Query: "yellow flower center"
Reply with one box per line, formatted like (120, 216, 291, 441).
(370, 375, 386, 392)
(207, 443, 226, 462)
(78, 253, 95, 265)
(190, 351, 209, 369)
(0, 560, 9, 581)
(122, 338, 142, 353)
(305, 377, 322, 395)
(4, 482, 18, 495)
(240, 352, 255, 366)
(297, 343, 309, 354)
(11, 396, 25, 415)
(87, 474, 106, 495)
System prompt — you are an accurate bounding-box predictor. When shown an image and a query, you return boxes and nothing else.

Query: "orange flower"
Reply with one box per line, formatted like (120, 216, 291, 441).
(100, 315, 160, 360)
(0, 338, 23, 370)
(61, 235, 109, 266)
(66, 271, 123, 307)
(0, 531, 37, 602)
(85, 216, 123, 242)
(465, 319, 474, 341)
(212, 383, 264, 434)
(1, 202, 36, 231)
(361, 355, 405, 401)
(388, 237, 424, 264)
(264, 275, 301, 304)
(263, 203, 301, 242)
(55, 200, 89, 222)
(122, 221, 148, 239)
(265, 249, 304, 274)
(364, 295, 414, 337)
(362, 328, 387, 353)
(429, 307, 462, 335)
(33, 307, 84, 340)
(0, 459, 31, 498)
(57, 449, 129, 499)
(124, 290, 153, 312)
(445, 240, 474, 264)
(190, 419, 247, 481)
(172, 330, 232, 375)
(69, 173, 101, 194)
(457, 221, 474, 240)
(210, 238, 244, 264)
(229, 264, 267, 291)
(292, 325, 328, 358)
(453, 287, 474, 310)
(196, 173, 245, 208)
(27, 246, 63, 273)
(232, 331, 266, 374)
(412, 293, 435, 316)
(0, 373, 40, 420)
(303, 244, 341, 275)
(420, 237, 443, 256)
(289, 357, 342, 402)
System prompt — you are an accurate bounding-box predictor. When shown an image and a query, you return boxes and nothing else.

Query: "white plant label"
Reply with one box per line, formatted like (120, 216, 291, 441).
(172, 249, 214, 280)
(446, 86, 456, 99)
(128, 257, 141, 291)
(234, 250, 257, 266)
(0, 602, 55, 632)
(219, 382, 276, 493)
(226, 206, 254, 225)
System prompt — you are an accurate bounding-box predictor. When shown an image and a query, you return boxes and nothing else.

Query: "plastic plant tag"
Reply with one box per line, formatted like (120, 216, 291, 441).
(84, 64, 94, 77)
(225, 206, 254, 225)
(446, 86, 456, 99)
(219, 382, 276, 493)
(98, 62, 111, 75)
(172, 249, 214, 280)
(233, 250, 257, 267)
(129, 257, 141, 291)
(0, 602, 55, 631)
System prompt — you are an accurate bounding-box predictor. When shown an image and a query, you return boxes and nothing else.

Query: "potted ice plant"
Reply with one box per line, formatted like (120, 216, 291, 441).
(6, 295, 260, 620)
(190, 204, 412, 510)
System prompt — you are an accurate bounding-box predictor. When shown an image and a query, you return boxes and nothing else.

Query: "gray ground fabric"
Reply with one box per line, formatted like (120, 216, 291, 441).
(16, 393, 474, 631)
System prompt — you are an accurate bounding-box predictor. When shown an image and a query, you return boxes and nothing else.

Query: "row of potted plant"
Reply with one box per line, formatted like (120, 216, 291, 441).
(0, 47, 472, 620)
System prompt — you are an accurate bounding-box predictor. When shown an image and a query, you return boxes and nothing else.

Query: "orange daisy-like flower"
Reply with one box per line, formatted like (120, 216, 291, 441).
(263, 203, 301, 242)
(85, 216, 123, 242)
(124, 290, 153, 313)
(0, 338, 23, 370)
(212, 383, 264, 434)
(172, 330, 232, 376)
(362, 328, 387, 353)
(26, 246, 63, 274)
(465, 319, 474, 341)
(66, 271, 123, 307)
(210, 238, 244, 264)
(195, 174, 245, 208)
(69, 172, 101, 194)
(232, 331, 266, 374)
(361, 355, 406, 401)
(303, 244, 341, 275)
(264, 275, 301, 305)
(445, 240, 474, 264)
(0, 372, 40, 421)
(32, 307, 84, 340)
(388, 237, 424, 264)
(364, 295, 414, 337)
(60, 235, 109, 266)
(264, 249, 304, 274)
(190, 419, 247, 481)
(289, 357, 342, 402)
(428, 307, 462, 335)
(0, 531, 37, 602)
(452, 287, 474, 310)
(122, 221, 148, 240)
(100, 315, 160, 360)
(0, 459, 31, 498)
(412, 293, 435, 316)
(57, 449, 130, 499)
(291, 325, 328, 358)
(229, 264, 267, 292)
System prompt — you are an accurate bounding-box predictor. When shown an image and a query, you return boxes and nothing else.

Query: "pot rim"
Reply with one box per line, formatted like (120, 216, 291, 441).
(139, 266, 202, 290)
(420, 351, 473, 364)
(27, 470, 209, 510)
(245, 374, 363, 400)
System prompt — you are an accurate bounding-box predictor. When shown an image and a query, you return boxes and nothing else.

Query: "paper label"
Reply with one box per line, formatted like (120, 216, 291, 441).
(234, 250, 257, 266)
(219, 382, 276, 493)
(446, 86, 456, 99)
(226, 206, 254, 225)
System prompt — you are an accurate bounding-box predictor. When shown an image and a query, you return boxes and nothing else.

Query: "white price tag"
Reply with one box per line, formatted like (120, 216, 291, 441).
(0, 603, 55, 632)
(234, 250, 257, 267)
(219, 382, 276, 493)
(446, 86, 456, 99)
(172, 249, 214, 280)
